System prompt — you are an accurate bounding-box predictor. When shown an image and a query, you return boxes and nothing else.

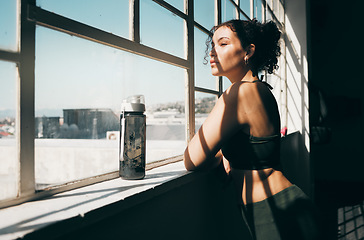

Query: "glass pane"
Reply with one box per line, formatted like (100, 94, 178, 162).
(194, 27, 216, 90)
(222, 0, 238, 22)
(36, 0, 129, 39)
(35, 26, 185, 189)
(0, 61, 18, 201)
(240, 0, 250, 19)
(195, 0, 215, 30)
(266, 7, 273, 22)
(255, 0, 263, 21)
(195, 92, 218, 131)
(240, 12, 249, 20)
(223, 76, 232, 91)
(0, 0, 19, 51)
(140, 0, 185, 58)
(164, 0, 184, 13)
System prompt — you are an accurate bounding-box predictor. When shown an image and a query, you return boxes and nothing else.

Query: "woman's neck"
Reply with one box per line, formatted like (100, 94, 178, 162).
(228, 69, 258, 84)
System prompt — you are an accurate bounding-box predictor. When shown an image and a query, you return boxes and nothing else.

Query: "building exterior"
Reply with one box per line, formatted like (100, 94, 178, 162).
(35, 109, 119, 139)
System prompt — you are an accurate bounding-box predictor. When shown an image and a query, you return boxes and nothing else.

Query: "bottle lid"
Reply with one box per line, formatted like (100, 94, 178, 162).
(121, 95, 145, 112)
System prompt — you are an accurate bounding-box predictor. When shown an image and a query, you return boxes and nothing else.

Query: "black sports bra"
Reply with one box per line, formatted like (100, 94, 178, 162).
(221, 131, 281, 170)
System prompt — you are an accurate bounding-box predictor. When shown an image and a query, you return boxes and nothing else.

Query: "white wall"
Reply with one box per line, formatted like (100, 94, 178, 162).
(281, 0, 313, 196)
(284, 0, 309, 147)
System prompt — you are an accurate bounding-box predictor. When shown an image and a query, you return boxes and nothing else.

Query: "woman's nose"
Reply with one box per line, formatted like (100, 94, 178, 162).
(210, 48, 216, 56)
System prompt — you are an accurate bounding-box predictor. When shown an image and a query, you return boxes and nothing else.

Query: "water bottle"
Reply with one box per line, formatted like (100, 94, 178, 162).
(119, 95, 146, 180)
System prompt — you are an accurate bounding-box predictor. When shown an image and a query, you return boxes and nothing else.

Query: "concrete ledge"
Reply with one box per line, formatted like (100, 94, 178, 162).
(0, 161, 203, 240)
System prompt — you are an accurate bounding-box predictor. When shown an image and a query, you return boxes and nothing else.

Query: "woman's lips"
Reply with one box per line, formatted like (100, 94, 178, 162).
(210, 59, 218, 65)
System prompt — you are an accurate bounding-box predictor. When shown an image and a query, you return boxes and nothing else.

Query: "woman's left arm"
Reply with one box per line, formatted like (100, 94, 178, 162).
(184, 83, 246, 171)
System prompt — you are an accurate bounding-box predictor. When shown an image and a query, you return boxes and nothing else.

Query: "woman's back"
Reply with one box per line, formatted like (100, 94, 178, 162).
(222, 80, 292, 204)
(222, 81, 281, 170)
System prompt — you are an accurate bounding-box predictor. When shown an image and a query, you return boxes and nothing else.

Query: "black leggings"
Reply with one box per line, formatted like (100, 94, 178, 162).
(241, 185, 323, 240)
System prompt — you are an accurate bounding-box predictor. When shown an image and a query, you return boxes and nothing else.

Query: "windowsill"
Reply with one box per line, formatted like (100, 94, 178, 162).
(0, 160, 196, 240)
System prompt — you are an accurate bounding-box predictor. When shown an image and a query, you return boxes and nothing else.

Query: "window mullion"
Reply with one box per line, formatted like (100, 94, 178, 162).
(0, 50, 20, 63)
(195, 87, 219, 96)
(216, 0, 221, 25)
(185, 0, 195, 142)
(215, 0, 223, 95)
(129, 0, 140, 43)
(18, 0, 36, 198)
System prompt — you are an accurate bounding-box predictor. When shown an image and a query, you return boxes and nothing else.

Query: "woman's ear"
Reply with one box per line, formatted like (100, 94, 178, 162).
(245, 44, 256, 58)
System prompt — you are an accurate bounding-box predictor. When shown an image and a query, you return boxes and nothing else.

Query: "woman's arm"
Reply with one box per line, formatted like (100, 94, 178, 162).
(183, 83, 247, 171)
(184, 148, 223, 171)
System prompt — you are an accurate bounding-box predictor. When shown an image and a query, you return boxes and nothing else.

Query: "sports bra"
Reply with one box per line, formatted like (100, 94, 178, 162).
(221, 131, 281, 170)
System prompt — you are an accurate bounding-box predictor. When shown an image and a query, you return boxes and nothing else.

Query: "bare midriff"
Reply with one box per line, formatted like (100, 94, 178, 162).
(229, 167, 292, 204)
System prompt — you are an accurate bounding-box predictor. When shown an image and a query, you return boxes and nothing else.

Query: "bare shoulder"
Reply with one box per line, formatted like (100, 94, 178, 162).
(224, 80, 264, 97)
(221, 81, 257, 107)
(225, 81, 278, 126)
(223, 81, 261, 109)
(237, 81, 276, 107)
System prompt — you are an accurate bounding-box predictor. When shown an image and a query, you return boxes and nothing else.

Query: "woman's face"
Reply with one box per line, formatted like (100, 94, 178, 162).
(209, 26, 247, 80)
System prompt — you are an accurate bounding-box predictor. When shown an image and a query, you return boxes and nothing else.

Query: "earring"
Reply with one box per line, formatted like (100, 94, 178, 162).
(244, 56, 248, 65)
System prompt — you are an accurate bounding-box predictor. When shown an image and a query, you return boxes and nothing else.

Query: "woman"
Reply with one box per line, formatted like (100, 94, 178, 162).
(184, 19, 321, 240)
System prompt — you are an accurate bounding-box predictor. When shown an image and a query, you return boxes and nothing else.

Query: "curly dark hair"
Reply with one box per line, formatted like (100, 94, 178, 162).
(204, 19, 281, 77)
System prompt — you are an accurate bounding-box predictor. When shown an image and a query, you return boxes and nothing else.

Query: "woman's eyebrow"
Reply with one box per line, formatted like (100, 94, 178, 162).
(217, 37, 230, 42)
(212, 36, 230, 46)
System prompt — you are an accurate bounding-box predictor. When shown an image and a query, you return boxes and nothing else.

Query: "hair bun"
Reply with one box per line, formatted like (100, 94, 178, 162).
(262, 21, 281, 42)
(259, 21, 281, 74)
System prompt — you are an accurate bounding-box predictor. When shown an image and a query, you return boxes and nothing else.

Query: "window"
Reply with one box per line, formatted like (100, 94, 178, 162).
(194, 27, 215, 90)
(223, 76, 232, 91)
(222, 0, 238, 22)
(0, 0, 19, 51)
(194, 0, 215, 29)
(240, 0, 251, 19)
(34, 26, 186, 189)
(254, 0, 263, 21)
(0, 61, 18, 201)
(0, 0, 19, 203)
(0, 0, 286, 208)
(194, 23, 219, 130)
(140, 0, 185, 58)
(195, 92, 218, 130)
(36, 0, 129, 39)
(164, 0, 185, 13)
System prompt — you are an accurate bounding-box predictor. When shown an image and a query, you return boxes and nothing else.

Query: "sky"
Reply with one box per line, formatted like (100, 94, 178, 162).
(0, 0, 256, 117)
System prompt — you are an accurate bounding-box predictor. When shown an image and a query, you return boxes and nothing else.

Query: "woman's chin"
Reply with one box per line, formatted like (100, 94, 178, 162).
(211, 71, 221, 77)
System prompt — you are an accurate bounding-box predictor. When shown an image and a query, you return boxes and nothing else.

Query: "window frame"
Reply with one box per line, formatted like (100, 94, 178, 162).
(0, 0, 285, 209)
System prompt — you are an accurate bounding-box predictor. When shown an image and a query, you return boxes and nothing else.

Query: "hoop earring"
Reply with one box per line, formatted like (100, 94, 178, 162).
(244, 56, 248, 65)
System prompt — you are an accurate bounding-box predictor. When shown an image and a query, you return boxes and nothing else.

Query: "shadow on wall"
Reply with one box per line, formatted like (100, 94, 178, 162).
(280, 131, 311, 197)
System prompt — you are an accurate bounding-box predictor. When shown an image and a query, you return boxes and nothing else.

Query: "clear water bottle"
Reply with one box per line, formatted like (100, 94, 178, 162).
(119, 95, 146, 180)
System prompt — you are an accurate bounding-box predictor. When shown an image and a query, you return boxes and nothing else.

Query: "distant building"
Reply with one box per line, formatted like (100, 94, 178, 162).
(62, 109, 119, 139)
(35, 117, 60, 138)
(36, 109, 119, 139)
